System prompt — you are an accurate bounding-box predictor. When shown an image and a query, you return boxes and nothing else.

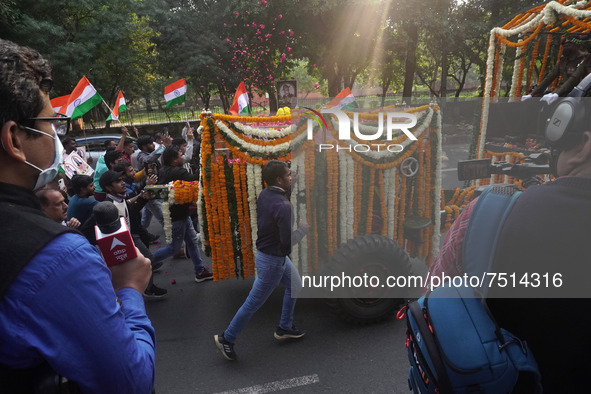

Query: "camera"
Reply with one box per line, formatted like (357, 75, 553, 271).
(457, 153, 551, 182)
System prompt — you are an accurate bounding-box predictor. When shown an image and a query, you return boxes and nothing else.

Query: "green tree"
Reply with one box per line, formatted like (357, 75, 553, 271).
(291, 0, 387, 96)
(2, 0, 158, 120)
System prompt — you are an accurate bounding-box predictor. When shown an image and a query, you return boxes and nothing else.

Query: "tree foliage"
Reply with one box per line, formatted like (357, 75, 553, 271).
(2, 0, 158, 109)
(0, 0, 554, 112)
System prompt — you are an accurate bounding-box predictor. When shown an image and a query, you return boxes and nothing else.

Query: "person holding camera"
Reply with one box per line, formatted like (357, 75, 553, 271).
(0, 39, 155, 393)
(428, 99, 591, 391)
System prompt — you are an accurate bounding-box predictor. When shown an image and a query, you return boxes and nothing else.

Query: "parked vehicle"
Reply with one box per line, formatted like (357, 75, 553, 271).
(75, 135, 138, 169)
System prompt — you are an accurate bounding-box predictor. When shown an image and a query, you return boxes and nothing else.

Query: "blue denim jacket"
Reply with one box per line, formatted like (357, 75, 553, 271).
(0, 232, 156, 393)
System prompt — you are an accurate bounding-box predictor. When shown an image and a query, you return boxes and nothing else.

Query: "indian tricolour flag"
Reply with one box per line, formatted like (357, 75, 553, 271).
(326, 87, 357, 110)
(229, 82, 251, 115)
(164, 79, 187, 108)
(64, 76, 103, 119)
(50, 95, 70, 114)
(106, 90, 127, 121)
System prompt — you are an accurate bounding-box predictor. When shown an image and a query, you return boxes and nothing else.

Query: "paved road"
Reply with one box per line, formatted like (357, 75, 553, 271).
(146, 250, 410, 394)
(145, 139, 471, 393)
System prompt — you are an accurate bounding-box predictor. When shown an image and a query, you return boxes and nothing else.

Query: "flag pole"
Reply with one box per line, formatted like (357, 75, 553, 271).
(102, 98, 114, 115)
(102, 98, 121, 125)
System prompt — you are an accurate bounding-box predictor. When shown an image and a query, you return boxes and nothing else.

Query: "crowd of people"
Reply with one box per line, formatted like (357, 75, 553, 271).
(0, 38, 156, 393)
(46, 116, 210, 298)
(3, 28, 590, 393)
(0, 38, 309, 392)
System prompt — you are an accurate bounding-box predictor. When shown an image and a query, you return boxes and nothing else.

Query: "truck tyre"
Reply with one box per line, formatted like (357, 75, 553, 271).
(325, 234, 413, 325)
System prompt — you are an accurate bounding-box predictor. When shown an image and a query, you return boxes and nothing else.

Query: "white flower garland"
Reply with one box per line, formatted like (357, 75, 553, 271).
(431, 109, 443, 259)
(338, 152, 348, 244)
(215, 120, 308, 158)
(246, 163, 259, 262)
(233, 122, 292, 139)
(162, 182, 176, 244)
(508, 40, 524, 102)
(291, 150, 307, 272)
(493, 43, 506, 104)
(298, 151, 309, 273)
(384, 167, 397, 240)
(162, 201, 172, 244)
(216, 120, 291, 155)
(161, 182, 176, 244)
(197, 145, 205, 244)
(478, 32, 497, 167)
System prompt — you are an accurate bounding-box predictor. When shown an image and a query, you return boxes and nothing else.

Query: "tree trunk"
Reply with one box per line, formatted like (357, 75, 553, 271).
(381, 78, 391, 108)
(198, 90, 211, 110)
(438, 0, 451, 99)
(218, 84, 230, 114)
(402, 21, 419, 103)
(327, 68, 342, 97)
(269, 91, 278, 114)
(343, 71, 358, 92)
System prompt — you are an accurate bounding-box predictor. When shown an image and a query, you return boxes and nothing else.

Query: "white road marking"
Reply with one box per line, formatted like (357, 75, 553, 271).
(441, 168, 457, 172)
(214, 374, 320, 394)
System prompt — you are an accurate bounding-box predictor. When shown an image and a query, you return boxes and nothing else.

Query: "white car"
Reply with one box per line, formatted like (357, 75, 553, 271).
(75, 135, 138, 169)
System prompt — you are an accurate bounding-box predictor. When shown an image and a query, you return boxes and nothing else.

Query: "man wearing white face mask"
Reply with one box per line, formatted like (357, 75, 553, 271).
(0, 39, 156, 393)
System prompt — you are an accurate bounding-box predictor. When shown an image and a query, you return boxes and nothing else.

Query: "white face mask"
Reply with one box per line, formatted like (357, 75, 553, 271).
(21, 125, 64, 190)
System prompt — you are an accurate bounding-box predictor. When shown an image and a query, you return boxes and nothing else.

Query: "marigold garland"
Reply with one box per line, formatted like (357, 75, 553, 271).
(496, 22, 544, 48)
(199, 105, 442, 280)
(378, 169, 387, 237)
(366, 168, 376, 235)
(172, 180, 199, 204)
(326, 150, 339, 254)
(538, 34, 553, 84)
(397, 174, 407, 246)
(353, 160, 362, 237)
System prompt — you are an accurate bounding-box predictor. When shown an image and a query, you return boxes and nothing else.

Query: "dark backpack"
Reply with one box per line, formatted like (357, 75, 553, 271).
(404, 185, 542, 394)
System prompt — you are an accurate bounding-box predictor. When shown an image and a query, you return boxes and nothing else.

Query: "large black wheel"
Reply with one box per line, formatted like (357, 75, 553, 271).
(324, 234, 413, 325)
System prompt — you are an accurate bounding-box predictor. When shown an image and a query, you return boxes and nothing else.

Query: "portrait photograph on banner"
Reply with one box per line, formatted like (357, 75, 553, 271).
(276, 80, 297, 109)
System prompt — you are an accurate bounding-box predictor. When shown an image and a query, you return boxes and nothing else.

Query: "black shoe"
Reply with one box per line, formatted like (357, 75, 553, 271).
(143, 285, 168, 299)
(274, 325, 306, 340)
(195, 268, 214, 283)
(214, 334, 236, 361)
(151, 261, 163, 272)
(148, 233, 160, 244)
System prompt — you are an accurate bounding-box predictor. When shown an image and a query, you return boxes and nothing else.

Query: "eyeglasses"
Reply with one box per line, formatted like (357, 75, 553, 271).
(28, 113, 71, 136)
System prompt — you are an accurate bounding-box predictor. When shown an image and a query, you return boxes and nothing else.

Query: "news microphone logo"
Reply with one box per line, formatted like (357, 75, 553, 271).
(93, 201, 137, 267)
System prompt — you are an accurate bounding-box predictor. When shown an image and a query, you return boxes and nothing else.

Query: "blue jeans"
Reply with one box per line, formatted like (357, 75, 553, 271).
(152, 216, 205, 274)
(141, 199, 164, 229)
(224, 252, 302, 343)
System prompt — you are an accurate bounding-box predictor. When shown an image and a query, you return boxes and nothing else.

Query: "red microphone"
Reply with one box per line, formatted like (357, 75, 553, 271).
(93, 201, 137, 267)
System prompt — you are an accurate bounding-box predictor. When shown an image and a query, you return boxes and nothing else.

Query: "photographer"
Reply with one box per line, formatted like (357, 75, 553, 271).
(429, 98, 591, 391)
(0, 39, 155, 393)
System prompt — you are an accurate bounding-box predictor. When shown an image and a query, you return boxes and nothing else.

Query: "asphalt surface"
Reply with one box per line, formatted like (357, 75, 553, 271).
(146, 250, 410, 393)
(145, 139, 471, 393)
